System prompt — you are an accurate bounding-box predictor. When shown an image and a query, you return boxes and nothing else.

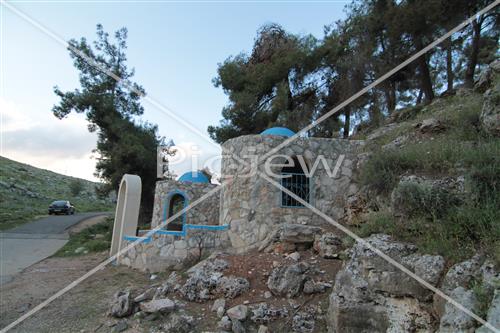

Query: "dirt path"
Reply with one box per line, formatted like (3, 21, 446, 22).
(0, 252, 150, 333)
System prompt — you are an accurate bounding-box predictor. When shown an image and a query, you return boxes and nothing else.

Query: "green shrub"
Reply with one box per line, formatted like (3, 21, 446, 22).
(357, 211, 399, 238)
(55, 216, 113, 256)
(392, 182, 461, 219)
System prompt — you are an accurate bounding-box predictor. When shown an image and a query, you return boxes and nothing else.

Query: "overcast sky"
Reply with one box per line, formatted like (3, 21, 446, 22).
(0, 1, 348, 182)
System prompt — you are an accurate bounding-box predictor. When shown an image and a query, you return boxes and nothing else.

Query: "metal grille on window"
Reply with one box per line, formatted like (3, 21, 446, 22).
(281, 172, 310, 207)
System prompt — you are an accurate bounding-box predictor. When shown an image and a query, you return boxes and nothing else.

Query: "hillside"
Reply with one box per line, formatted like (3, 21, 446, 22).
(350, 60, 500, 265)
(0, 156, 114, 231)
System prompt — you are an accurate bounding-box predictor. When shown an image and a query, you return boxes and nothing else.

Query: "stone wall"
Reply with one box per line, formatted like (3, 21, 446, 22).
(119, 229, 231, 272)
(151, 180, 220, 228)
(220, 134, 364, 253)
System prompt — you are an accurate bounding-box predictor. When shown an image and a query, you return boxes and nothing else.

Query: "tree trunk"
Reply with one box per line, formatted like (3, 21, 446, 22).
(343, 108, 350, 139)
(416, 89, 423, 104)
(415, 36, 434, 102)
(446, 38, 454, 92)
(464, 18, 481, 88)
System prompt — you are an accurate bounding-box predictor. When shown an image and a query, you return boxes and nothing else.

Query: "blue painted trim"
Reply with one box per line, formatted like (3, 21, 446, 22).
(163, 189, 189, 230)
(156, 229, 186, 236)
(185, 224, 229, 231)
(123, 235, 152, 244)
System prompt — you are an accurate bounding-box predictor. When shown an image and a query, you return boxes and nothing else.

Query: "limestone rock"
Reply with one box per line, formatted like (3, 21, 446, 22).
(292, 309, 315, 333)
(303, 280, 332, 294)
(257, 325, 269, 333)
(139, 298, 175, 314)
(162, 314, 193, 333)
(480, 83, 500, 136)
(267, 262, 309, 298)
(250, 302, 288, 324)
(313, 233, 343, 259)
(434, 255, 482, 317)
(231, 319, 246, 333)
(415, 117, 446, 133)
(479, 260, 500, 294)
(134, 287, 156, 303)
(227, 304, 248, 321)
(438, 287, 479, 333)
(111, 320, 128, 333)
(212, 298, 226, 312)
(476, 289, 500, 333)
(326, 234, 439, 332)
(217, 316, 232, 331)
(217, 276, 250, 299)
(280, 224, 322, 244)
(109, 290, 133, 318)
(474, 60, 499, 93)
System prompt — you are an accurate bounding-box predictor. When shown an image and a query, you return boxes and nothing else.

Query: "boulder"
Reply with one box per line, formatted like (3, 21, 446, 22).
(415, 118, 446, 133)
(313, 233, 343, 259)
(288, 252, 301, 261)
(180, 269, 222, 302)
(257, 325, 269, 333)
(438, 287, 479, 333)
(231, 319, 246, 333)
(109, 290, 133, 318)
(267, 262, 310, 298)
(162, 314, 193, 333)
(474, 59, 499, 93)
(250, 302, 288, 324)
(292, 309, 315, 333)
(212, 298, 226, 312)
(476, 289, 500, 333)
(479, 260, 500, 294)
(111, 320, 128, 333)
(433, 255, 482, 317)
(303, 280, 332, 294)
(280, 224, 322, 244)
(217, 316, 232, 331)
(216, 276, 250, 299)
(226, 304, 248, 321)
(480, 83, 500, 136)
(139, 298, 175, 314)
(134, 287, 156, 303)
(326, 235, 440, 332)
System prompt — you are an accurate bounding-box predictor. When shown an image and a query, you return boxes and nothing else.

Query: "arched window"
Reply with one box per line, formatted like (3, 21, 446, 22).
(281, 156, 310, 207)
(166, 192, 187, 231)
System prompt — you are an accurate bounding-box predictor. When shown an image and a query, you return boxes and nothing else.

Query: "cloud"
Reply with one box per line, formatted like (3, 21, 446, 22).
(1, 98, 99, 180)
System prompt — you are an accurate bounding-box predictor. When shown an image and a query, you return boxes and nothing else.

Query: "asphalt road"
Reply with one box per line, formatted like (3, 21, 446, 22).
(0, 212, 110, 285)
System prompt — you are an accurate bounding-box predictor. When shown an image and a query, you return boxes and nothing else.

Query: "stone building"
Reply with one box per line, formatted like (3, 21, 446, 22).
(118, 127, 364, 271)
(220, 128, 364, 253)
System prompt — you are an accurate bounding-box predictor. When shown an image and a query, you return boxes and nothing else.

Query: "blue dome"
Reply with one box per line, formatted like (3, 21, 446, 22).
(260, 127, 295, 137)
(178, 171, 209, 183)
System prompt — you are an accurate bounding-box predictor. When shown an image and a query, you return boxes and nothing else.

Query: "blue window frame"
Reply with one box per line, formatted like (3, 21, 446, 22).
(163, 190, 188, 231)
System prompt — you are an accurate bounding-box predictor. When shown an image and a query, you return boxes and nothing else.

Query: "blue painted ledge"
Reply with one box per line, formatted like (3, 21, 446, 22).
(185, 224, 229, 231)
(123, 235, 152, 244)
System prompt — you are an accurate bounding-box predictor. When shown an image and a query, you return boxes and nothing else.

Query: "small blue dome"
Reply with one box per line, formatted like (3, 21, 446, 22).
(178, 171, 209, 183)
(260, 127, 295, 137)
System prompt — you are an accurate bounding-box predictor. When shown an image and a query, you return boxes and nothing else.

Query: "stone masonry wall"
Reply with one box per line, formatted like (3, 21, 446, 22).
(151, 180, 220, 228)
(220, 134, 364, 253)
(119, 229, 231, 272)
